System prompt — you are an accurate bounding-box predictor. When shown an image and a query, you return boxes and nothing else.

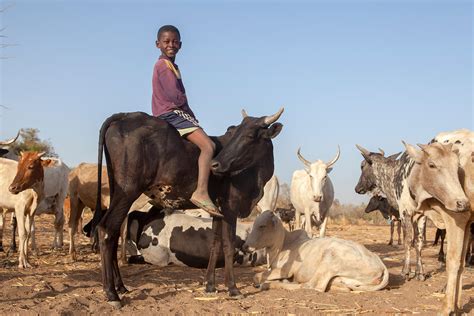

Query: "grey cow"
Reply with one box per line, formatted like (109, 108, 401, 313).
(365, 196, 402, 246)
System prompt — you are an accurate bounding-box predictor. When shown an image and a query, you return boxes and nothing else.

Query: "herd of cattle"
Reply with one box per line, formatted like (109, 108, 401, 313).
(0, 109, 472, 315)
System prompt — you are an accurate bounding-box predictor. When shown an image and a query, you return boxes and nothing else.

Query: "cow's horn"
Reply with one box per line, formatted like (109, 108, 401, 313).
(356, 144, 371, 157)
(417, 143, 429, 153)
(297, 147, 311, 167)
(263, 107, 284, 126)
(241, 109, 248, 118)
(378, 148, 385, 156)
(326, 145, 341, 168)
(0, 130, 20, 146)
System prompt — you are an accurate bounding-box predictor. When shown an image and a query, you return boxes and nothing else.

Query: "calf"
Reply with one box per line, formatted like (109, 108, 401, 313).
(126, 207, 265, 268)
(275, 207, 296, 231)
(243, 211, 389, 292)
(364, 196, 401, 246)
(4, 152, 46, 268)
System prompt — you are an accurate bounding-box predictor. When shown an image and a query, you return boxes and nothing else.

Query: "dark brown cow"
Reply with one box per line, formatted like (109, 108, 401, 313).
(90, 109, 284, 306)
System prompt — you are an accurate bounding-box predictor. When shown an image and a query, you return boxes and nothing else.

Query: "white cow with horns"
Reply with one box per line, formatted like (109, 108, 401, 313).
(290, 146, 340, 237)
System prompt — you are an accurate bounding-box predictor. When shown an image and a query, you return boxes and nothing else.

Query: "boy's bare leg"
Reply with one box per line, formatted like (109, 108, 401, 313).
(186, 129, 222, 217)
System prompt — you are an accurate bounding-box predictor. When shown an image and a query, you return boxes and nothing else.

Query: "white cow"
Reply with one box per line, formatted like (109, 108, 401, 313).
(30, 158, 70, 250)
(290, 146, 340, 237)
(243, 211, 389, 292)
(256, 175, 279, 213)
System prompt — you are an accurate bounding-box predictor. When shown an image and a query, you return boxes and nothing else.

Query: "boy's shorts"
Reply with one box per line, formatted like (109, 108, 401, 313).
(158, 109, 200, 136)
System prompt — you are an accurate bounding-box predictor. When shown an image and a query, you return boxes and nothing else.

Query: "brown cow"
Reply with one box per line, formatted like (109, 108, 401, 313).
(68, 163, 151, 261)
(6, 151, 47, 268)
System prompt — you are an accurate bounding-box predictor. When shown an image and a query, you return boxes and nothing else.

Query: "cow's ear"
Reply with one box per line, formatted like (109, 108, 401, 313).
(264, 123, 283, 139)
(0, 148, 8, 157)
(226, 125, 237, 133)
(271, 215, 278, 226)
(326, 167, 333, 174)
(403, 141, 422, 163)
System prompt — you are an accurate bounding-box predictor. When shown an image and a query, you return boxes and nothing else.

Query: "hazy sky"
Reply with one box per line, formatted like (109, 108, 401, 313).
(1, 0, 472, 204)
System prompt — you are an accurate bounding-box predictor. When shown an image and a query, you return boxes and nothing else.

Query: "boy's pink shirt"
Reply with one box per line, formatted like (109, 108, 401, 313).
(151, 55, 196, 118)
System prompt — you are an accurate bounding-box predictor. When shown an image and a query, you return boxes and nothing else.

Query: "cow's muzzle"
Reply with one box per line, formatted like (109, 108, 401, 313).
(9, 184, 21, 195)
(242, 242, 255, 253)
(455, 199, 471, 212)
(210, 160, 228, 176)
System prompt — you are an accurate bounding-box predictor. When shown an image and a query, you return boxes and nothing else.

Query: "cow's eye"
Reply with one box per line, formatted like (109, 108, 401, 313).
(428, 162, 436, 168)
(28, 165, 34, 170)
(258, 225, 265, 229)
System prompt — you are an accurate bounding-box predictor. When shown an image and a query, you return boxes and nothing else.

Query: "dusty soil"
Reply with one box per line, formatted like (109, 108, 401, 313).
(0, 215, 472, 315)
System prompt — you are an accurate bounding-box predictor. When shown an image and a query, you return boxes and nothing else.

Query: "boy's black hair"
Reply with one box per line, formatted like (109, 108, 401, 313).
(157, 25, 181, 40)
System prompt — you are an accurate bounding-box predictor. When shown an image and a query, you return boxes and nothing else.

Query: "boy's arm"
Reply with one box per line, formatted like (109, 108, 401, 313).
(157, 67, 189, 110)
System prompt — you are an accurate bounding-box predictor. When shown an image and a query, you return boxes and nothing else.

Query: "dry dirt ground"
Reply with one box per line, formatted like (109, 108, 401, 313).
(0, 214, 473, 315)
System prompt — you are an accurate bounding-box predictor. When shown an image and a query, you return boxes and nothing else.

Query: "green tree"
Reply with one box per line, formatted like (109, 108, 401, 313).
(9, 128, 57, 157)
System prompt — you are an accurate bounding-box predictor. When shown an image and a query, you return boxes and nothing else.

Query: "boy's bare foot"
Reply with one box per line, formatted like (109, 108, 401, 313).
(190, 193, 224, 218)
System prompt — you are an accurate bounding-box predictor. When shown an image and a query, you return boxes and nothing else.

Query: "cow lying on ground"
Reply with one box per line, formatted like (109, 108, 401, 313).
(126, 207, 265, 268)
(243, 211, 389, 292)
(364, 196, 402, 246)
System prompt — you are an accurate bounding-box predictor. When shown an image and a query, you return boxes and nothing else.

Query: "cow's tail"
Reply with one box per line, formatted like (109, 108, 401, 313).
(348, 261, 390, 292)
(89, 113, 129, 244)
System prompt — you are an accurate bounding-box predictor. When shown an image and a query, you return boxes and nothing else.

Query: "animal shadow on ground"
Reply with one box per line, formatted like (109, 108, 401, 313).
(386, 273, 406, 290)
(462, 297, 474, 314)
(364, 242, 403, 258)
(0, 269, 100, 304)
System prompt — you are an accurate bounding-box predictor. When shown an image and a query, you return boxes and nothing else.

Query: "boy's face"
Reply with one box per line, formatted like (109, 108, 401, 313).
(156, 31, 182, 59)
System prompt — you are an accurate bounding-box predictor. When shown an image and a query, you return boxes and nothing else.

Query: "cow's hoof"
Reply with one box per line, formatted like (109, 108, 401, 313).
(116, 285, 128, 294)
(415, 273, 426, 281)
(205, 284, 217, 294)
(253, 283, 261, 289)
(228, 288, 243, 299)
(107, 300, 122, 309)
(227, 293, 244, 300)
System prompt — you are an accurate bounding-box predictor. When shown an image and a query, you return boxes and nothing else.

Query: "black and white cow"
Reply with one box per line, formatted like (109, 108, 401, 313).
(126, 207, 265, 268)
